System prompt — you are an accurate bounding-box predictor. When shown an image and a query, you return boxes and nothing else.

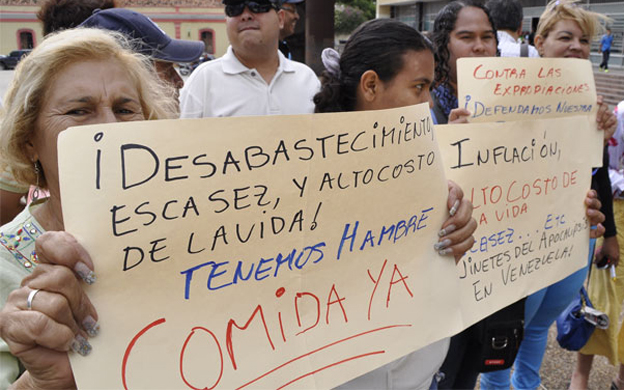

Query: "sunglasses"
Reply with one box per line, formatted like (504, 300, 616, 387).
(225, 1, 278, 17)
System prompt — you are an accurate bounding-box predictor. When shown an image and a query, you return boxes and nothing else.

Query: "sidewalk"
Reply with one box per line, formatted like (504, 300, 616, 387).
(473, 321, 617, 389)
(539, 322, 615, 389)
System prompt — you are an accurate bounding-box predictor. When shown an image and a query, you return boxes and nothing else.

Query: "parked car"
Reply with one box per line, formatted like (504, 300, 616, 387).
(0, 49, 32, 70)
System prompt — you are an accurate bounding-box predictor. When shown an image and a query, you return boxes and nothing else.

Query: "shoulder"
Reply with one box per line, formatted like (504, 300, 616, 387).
(0, 166, 29, 193)
(283, 59, 320, 86)
(189, 57, 226, 81)
(528, 45, 540, 58)
(0, 204, 45, 275)
(285, 59, 316, 74)
(180, 57, 227, 99)
(431, 89, 448, 125)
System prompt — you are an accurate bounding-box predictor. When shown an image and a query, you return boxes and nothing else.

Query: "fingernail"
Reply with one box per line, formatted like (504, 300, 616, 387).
(74, 262, 96, 285)
(449, 200, 460, 216)
(71, 335, 92, 356)
(438, 248, 453, 256)
(83, 316, 100, 337)
(434, 239, 452, 251)
(438, 224, 456, 237)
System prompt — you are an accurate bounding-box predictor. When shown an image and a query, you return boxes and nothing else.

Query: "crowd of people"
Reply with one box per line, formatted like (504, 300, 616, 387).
(0, 0, 621, 389)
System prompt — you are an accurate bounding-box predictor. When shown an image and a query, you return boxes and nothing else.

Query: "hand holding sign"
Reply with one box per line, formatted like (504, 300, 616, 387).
(457, 57, 602, 166)
(59, 104, 469, 389)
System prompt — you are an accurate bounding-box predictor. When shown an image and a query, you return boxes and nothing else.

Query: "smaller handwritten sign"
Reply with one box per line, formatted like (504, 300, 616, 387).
(437, 115, 593, 324)
(457, 57, 601, 166)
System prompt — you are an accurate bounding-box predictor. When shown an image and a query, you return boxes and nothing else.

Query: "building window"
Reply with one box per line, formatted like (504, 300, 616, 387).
(199, 29, 215, 54)
(17, 29, 35, 49)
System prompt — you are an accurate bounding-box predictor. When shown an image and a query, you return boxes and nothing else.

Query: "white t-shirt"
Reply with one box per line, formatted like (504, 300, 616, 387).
(497, 31, 539, 58)
(180, 46, 320, 118)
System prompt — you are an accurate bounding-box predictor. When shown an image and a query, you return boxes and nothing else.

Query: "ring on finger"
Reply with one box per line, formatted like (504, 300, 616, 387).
(27, 289, 40, 310)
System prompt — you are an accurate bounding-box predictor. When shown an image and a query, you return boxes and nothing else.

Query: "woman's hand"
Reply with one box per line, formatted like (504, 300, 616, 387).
(597, 95, 617, 143)
(448, 108, 471, 124)
(596, 235, 620, 268)
(585, 189, 605, 239)
(436, 180, 477, 263)
(0, 231, 98, 390)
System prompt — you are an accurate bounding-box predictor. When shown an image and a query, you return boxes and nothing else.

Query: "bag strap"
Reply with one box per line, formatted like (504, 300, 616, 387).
(580, 237, 597, 306)
(579, 286, 591, 307)
(520, 43, 529, 57)
(587, 236, 596, 288)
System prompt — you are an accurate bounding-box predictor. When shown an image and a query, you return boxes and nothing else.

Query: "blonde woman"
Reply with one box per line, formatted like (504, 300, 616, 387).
(480, 1, 616, 389)
(0, 28, 177, 388)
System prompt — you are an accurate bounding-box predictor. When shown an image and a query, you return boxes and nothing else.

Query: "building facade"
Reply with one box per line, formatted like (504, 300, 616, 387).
(376, 0, 624, 66)
(0, 0, 228, 58)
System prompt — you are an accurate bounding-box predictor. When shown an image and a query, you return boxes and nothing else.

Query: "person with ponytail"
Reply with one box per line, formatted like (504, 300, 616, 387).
(315, 18, 477, 389)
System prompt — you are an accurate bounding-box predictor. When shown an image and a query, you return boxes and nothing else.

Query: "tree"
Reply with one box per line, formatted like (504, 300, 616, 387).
(337, 0, 375, 20)
(334, 4, 366, 35)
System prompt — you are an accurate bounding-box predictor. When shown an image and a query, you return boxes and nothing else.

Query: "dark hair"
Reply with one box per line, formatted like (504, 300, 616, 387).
(37, 0, 116, 36)
(432, 0, 498, 90)
(314, 18, 433, 113)
(485, 0, 523, 31)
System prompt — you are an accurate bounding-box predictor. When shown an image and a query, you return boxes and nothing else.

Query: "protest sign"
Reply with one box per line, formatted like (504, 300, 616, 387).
(59, 104, 462, 389)
(437, 116, 594, 324)
(457, 57, 602, 166)
(59, 106, 597, 389)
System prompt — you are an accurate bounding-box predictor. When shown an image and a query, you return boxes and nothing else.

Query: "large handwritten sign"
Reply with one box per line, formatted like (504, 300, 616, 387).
(437, 116, 593, 324)
(457, 57, 602, 166)
(59, 104, 465, 389)
(58, 106, 597, 389)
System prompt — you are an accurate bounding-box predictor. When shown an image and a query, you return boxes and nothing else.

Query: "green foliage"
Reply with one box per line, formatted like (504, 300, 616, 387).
(338, 0, 375, 20)
(334, 5, 367, 34)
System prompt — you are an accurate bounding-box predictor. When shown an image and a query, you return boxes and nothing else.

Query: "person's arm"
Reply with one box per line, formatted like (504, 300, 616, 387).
(0, 232, 98, 390)
(597, 95, 617, 144)
(593, 147, 619, 265)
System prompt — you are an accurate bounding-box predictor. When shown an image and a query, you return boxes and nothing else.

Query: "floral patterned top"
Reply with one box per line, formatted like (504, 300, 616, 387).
(0, 200, 46, 388)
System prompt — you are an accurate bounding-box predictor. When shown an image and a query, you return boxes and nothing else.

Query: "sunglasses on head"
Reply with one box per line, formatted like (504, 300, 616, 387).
(225, 1, 278, 17)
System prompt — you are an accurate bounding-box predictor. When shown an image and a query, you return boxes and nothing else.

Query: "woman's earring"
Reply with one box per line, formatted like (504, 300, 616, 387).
(32, 161, 41, 202)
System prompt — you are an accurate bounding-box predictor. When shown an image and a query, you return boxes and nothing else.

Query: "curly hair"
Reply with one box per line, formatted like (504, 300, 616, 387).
(0, 28, 178, 189)
(37, 0, 117, 36)
(314, 19, 433, 113)
(432, 0, 498, 93)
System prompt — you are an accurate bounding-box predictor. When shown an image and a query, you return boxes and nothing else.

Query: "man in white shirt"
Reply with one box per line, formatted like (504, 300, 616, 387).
(278, 0, 303, 59)
(486, 0, 539, 58)
(180, 0, 320, 118)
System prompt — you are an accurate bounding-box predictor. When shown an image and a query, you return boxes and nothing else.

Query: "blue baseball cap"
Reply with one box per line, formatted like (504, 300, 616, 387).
(80, 8, 205, 63)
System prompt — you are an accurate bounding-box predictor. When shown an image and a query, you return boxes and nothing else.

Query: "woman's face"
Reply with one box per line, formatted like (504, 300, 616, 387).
(535, 19, 590, 59)
(367, 49, 435, 110)
(447, 6, 497, 85)
(29, 59, 145, 195)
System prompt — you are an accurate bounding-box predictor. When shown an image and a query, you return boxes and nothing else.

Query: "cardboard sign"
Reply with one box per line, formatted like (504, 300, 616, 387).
(60, 104, 464, 389)
(58, 105, 596, 389)
(457, 57, 602, 166)
(437, 116, 592, 324)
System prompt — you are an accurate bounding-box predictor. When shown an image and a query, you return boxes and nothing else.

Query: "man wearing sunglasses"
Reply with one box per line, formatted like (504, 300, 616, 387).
(279, 0, 304, 59)
(179, 0, 320, 118)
